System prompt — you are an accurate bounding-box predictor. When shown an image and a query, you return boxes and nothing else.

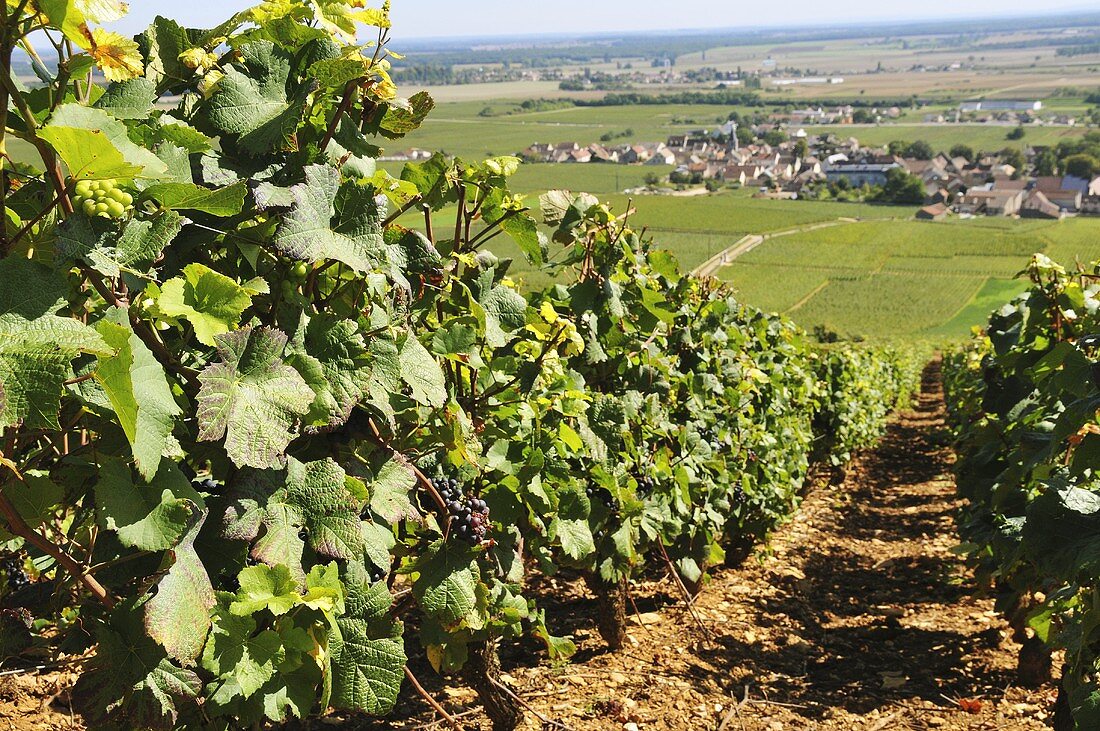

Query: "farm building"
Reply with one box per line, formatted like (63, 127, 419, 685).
(916, 203, 948, 220)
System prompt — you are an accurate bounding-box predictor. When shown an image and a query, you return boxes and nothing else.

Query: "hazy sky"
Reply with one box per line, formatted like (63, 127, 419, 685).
(108, 1, 1094, 40)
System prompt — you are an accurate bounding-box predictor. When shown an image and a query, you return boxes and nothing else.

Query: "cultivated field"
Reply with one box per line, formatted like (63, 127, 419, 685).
(717, 217, 1100, 339)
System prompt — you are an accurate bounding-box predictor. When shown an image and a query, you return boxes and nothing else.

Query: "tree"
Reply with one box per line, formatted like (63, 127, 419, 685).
(878, 168, 926, 204)
(852, 109, 875, 124)
(888, 140, 910, 156)
(644, 172, 661, 186)
(1064, 154, 1100, 179)
(762, 129, 787, 147)
(794, 138, 808, 159)
(904, 140, 933, 160)
(1007, 125, 1026, 141)
(1000, 147, 1027, 178)
(949, 144, 974, 160)
(1035, 149, 1058, 176)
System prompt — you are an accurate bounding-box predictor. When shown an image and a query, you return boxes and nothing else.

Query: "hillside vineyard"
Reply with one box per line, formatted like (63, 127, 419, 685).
(0, 2, 1096, 730)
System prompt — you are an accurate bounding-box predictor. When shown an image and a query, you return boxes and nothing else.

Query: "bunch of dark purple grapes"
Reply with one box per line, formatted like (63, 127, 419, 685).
(699, 428, 722, 452)
(192, 477, 223, 494)
(732, 486, 746, 504)
(1, 553, 29, 593)
(634, 475, 656, 498)
(586, 485, 619, 519)
(433, 477, 490, 544)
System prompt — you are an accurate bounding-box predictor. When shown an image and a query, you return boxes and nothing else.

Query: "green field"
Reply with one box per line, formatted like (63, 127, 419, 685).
(717, 217, 1100, 340)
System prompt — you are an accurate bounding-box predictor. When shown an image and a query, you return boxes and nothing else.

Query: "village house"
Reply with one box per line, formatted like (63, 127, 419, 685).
(1021, 190, 1064, 219)
(916, 203, 948, 220)
(823, 159, 901, 187)
(959, 188, 1024, 217)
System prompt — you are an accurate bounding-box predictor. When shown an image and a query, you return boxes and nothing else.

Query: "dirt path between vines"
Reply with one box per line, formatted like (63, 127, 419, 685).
(1, 365, 1058, 730)
(372, 362, 1058, 731)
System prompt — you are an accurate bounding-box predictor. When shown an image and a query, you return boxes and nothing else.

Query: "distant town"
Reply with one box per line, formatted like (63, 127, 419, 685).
(386, 99, 1100, 220)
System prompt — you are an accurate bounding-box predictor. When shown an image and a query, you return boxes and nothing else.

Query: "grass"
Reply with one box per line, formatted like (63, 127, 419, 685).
(717, 217, 1100, 340)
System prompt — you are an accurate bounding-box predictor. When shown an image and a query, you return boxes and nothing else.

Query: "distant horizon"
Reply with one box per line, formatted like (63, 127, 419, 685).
(73, 2, 1100, 46)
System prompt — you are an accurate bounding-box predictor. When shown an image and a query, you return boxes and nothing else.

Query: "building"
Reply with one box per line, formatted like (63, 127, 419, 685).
(823, 160, 901, 187)
(959, 100, 1042, 112)
(959, 188, 1024, 216)
(1021, 190, 1064, 219)
(916, 203, 948, 220)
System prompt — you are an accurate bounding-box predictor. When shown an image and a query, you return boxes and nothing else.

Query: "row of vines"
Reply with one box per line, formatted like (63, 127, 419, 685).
(0, 2, 923, 729)
(944, 255, 1100, 730)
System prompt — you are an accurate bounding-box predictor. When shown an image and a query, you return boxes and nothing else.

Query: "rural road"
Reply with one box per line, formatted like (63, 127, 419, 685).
(692, 219, 856, 278)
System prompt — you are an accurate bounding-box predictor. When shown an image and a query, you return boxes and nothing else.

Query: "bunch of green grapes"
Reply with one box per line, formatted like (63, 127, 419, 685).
(73, 179, 133, 219)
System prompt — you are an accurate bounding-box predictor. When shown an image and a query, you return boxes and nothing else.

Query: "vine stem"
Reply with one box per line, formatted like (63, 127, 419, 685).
(487, 676, 573, 730)
(655, 536, 710, 640)
(403, 666, 466, 731)
(0, 491, 116, 608)
(365, 417, 449, 514)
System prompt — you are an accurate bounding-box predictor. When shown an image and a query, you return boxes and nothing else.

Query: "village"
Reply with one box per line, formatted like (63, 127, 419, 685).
(494, 103, 1100, 220)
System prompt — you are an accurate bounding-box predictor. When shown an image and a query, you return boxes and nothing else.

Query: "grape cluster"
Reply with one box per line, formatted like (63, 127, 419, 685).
(634, 475, 656, 498)
(1, 553, 29, 593)
(73, 178, 133, 219)
(586, 485, 619, 518)
(432, 477, 490, 544)
(280, 261, 311, 297)
(732, 486, 746, 504)
(192, 478, 222, 494)
(699, 428, 722, 452)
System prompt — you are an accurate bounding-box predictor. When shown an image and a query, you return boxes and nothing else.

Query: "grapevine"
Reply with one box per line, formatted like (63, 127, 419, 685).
(944, 254, 1100, 729)
(0, 2, 924, 729)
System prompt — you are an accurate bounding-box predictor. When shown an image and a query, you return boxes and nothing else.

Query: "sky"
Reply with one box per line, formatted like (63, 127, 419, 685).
(108, 1, 1096, 41)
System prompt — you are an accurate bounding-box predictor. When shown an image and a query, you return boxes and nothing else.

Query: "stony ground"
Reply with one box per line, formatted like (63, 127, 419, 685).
(0, 367, 1058, 730)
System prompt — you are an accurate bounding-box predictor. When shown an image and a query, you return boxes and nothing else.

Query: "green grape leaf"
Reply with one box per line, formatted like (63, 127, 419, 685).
(1024, 483, 1100, 581)
(400, 153, 457, 211)
(57, 210, 185, 278)
(367, 458, 419, 523)
(285, 314, 372, 430)
(553, 517, 594, 561)
(95, 458, 204, 552)
(197, 327, 314, 469)
(155, 119, 215, 153)
(154, 263, 258, 347)
(398, 334, 446, 408)
(205, 41, 312, 156)
(1, 470, 63, 530)
(270, 164, 386, 273)
(284, 457, 363, 561)
(139, 16, 198, 92)
(94, 309, 182, 480)
(327, 115, 380, 178)
(72, 599, 202, 729)
(40, 104, 168, 180)
(142, 181, 248, 216)
(0, 257, 110, 429)
(223, 457, 364, 575)
(230, 564, 301, 617)
(145, 514, 216, 664)
(374, 91, 435, 138)
(201, 599, 284, 700)
(329, 561, 406, 714)
(412, 546, 482, 629)
(302, 562, 345, 613)
(93, 78, 157, 120)
(384, 226, 443, 275)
